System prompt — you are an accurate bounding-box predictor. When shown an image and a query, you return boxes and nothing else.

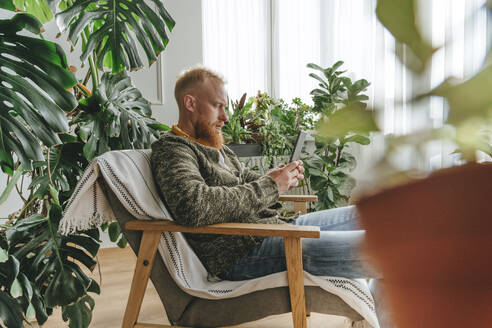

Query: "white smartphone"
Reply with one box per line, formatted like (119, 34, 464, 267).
(289, 131, 307, 162)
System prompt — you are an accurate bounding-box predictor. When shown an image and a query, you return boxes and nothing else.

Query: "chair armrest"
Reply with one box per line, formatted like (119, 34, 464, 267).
(125, 220, 320, 238)
(278, 195, 318, 202)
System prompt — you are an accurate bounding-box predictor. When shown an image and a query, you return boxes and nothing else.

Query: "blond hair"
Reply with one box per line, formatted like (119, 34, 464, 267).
(174, 66, 225, 110)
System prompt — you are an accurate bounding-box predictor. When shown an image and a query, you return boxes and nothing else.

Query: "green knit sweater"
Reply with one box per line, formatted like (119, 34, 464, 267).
(151, 131, 291, 276)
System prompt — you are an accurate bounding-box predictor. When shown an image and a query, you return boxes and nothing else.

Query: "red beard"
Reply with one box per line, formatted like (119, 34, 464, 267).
(195, 116, 224, 149)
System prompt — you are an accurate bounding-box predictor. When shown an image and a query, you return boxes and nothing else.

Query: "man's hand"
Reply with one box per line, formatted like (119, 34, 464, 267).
(267, 161, 304, 194)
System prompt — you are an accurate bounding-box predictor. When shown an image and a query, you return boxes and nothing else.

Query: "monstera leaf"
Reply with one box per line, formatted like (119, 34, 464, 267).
(0, 237, 44, 327)
(0, 14, 77, 174)
(75, 72, 168, 161)
(56, 0, 175, 73)
(6, 204, 100, 327)
(9, 0, 54, 23)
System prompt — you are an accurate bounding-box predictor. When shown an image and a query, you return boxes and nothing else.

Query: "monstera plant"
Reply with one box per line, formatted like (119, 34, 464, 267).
(0, 0, 174, 326)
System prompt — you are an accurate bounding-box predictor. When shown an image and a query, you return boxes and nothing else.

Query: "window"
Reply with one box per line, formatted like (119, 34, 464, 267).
(202, 0, 488, 168)
(202, 0, 270, 101)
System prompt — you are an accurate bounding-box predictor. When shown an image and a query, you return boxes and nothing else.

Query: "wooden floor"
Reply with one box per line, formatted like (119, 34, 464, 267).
(40, 247, 350, 328)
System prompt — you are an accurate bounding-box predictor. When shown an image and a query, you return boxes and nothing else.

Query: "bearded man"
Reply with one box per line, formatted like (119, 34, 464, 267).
(150, 67, 379, 284)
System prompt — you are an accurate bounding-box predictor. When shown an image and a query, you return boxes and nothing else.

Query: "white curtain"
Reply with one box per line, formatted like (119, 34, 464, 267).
(272, 0, 320, 102)
(202, 0, 270, 102)
(202, 0, 488, 169)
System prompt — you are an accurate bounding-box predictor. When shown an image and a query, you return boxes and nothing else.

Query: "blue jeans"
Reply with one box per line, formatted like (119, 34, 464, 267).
(219, 205, 379, 281)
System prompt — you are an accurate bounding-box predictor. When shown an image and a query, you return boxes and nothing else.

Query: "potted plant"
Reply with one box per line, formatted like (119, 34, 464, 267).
(0, 1, 175, 326)
(222, 93, 263, 157)
(316, 1, 492, 327)
(223, 91, 316, 161)
(303, 61, 374, 210)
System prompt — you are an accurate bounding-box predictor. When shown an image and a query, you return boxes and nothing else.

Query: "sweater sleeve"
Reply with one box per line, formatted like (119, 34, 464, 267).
(242, 166, 263, 183)
(151, 139, 279, 227)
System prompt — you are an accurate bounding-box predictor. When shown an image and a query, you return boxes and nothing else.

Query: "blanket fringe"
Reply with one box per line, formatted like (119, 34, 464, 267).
(58, 212, 109, 235)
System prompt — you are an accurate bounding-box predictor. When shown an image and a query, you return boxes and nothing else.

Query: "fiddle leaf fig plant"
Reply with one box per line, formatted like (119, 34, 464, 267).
(304, 61, 377, 209)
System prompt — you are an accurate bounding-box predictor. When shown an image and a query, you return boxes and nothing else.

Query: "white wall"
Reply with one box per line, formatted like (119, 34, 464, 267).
(157, 0, 203, 125)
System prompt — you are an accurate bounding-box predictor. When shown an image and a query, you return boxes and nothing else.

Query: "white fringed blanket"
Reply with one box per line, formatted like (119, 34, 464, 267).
(59, 149, 379, 328)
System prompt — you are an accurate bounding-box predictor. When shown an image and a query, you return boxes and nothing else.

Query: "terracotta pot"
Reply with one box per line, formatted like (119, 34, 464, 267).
(356, 163, 492, 328)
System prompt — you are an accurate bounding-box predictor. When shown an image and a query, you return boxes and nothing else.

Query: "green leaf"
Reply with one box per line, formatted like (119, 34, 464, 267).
(6, 214, 46, 242)
(0, 247, 7, 262)
(147, 122, 171, 131)
(63, 246, 96, 271)
(10, 278, 22, 298)
(0, 12, 42, 34)
(317, 104, 379, 138)
(83, 132, 98, 161)
(0, 290, 24, 328)
(7, 208, 99, 325)
(0, 0, 16, 11)
(56, 0, 175, 73)
(326, 186, 334, 202)
(49, 184, 60, 206)
(65, 235, 100, 257)
(428, 68, 492, 125)
(79, 72, 160, 158)
(108, 222, 121, 243)
(116, 236, 127, 248)
(59, 133, 78, 143)
(12, 0, 54, 23)
(61, 294, 95, 328)
(338, 175, 356, 197)
(31, 287, 49, 325)
(376, 0, 437, 72)
(344, 135, 371, 145)
(25, 302, 36, 320)
(308, 73, 329, 89)
(0, 165, 22, 205)
(0, 129, 14, 174)
(307, 167, 325, 178)
(328, 175, 340, 185)
(87, 279, 100, 295)
(0, 255, 20, 285)
(45, 268, 85, 307)
(16, 273, 33, 300)
(307, 62, 325, 72)
(78, 121, 93, 142)
(0, 14, 77, 169)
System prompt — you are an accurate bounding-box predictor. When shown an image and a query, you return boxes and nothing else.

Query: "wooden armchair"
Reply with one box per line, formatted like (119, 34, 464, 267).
(122, 195, 318, 328)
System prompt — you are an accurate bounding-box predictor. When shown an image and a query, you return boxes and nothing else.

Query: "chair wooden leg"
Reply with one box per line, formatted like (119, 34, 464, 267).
(284, 237, 307, 328)
(122, 231, 162, 328)
(293, 201, 307, 214)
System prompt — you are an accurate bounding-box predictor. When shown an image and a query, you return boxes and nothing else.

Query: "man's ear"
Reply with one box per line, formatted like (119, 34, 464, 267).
(183, 94, 195, 112)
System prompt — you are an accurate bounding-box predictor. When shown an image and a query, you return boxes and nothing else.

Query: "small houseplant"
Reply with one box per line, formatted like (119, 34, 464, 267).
(222, 93, 263, 157)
